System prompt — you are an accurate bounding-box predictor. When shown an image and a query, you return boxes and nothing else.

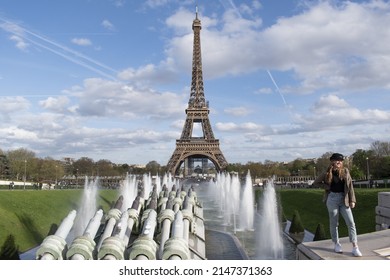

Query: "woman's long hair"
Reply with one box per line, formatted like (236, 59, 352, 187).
(325, 162, 345, 185)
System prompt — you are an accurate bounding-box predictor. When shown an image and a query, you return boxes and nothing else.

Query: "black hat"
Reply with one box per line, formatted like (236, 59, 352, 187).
(330, 153, 344, 161)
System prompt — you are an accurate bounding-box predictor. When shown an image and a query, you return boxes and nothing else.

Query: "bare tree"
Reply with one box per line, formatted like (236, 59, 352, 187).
(370, 140, 390, 157)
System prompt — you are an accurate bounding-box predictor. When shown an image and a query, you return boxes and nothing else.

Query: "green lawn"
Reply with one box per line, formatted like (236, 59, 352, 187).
(0, 187, 387, 254)
(0, 189, 119, 252)
(277, 188, 385, 239)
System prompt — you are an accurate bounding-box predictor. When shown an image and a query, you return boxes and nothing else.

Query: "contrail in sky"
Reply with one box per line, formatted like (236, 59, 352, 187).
(0, 16, 119, 82)
(266, 70, 288, 107)
(218, 0, 292, 110)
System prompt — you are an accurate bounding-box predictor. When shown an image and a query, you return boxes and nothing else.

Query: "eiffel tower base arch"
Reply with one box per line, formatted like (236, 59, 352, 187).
(167, 140, 228, 177)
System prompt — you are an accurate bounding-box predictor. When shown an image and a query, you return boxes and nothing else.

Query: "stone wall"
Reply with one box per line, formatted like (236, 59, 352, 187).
(375, 192, 390, 231)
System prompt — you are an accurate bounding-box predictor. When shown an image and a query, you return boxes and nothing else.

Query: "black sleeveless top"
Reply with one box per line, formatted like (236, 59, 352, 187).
(330, 170, 344, 193)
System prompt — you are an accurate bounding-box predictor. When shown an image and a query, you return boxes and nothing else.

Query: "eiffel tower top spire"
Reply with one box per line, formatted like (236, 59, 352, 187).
(188, 7, 206, 109)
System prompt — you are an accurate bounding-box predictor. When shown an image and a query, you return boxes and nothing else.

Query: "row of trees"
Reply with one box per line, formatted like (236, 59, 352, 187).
(225, 141, 390, 180)
(0, 147, 164, 184)
(1, 141, 389, 184)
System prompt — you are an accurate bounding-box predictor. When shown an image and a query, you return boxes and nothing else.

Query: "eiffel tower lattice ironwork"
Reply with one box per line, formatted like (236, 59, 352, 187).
(167, 11, 228, 176)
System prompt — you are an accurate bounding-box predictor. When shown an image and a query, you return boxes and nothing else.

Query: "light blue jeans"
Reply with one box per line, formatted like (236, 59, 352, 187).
(326, 192, 358, 244)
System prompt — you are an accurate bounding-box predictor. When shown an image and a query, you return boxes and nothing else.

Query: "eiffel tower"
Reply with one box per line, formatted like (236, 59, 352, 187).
(167, 11, 228, 176)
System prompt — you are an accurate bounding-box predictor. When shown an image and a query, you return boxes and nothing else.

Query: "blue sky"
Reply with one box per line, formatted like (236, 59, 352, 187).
(1, 0, 389, 165)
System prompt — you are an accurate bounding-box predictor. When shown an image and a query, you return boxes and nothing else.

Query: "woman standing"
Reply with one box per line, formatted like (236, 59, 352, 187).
(313, 153, 362, 257)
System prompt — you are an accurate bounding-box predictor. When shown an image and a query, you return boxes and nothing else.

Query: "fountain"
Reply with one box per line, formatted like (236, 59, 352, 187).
(120, 173, 138, 212)
(199, 172, 290, 259)
(238, 170, 254, 231)
(256, 179, 284, 259)
(66, 176, 98, 243)
(212, 172, 240, 228)
(31, 171, 293, 260)
(209, 171, 253, 232)
(34, 173, 207, 260)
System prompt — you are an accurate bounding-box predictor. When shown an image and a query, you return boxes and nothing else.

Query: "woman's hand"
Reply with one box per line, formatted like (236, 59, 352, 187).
(350, 202, 356, 208)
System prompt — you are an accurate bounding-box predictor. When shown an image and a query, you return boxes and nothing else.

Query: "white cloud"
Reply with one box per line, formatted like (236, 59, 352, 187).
(71, 38, 92, 46)
(286, 94, 390, 133)
(0, 126, 39, 141)
(159, 2, 390, 93)
(118, 64, 177, 86)
(145, 0, 171, 9)
(170, 119, 184, 129)
(39, 96, 70, 112)
(9, 35, 29, 50)
(101, 19, 115, 31)
(255, 87, 273, 94)
(224, 106, 251, 117)
(238, 0, 262, 16)
(312, 94, 349, 113)
(69, 78, 185, 119)
(259, 1, 390, 92)
(0, 21, 29, 50)
(0, 97, 30, 121)
(165, 8, 196, 34)
(112, 0, 126, 8)
(216, 121, 262, 132)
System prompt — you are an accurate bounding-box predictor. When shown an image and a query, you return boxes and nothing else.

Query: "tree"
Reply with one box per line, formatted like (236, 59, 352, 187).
(350, 165, 365, 180)
(351, 149, 373, 179)
(0, 153, 10, 179)
(246, 161, 262, 178)
(6, 148, 36, 181)
(370, 140, 390, 157)
(290, 158, 307, 176)
(313, 223, 326, 241)
(0, 235, 20, 260)
(289, 210, 305, 234)
(225, 162, 245, 174)
(32, 157, 65, 183)
(114, 163, 130, 175)
(373, 156, 390, 179)
(368, 141, 390, 179)
(96, 159, 118, 177)
(315, 152, 334, 174)
(145, 161, 160, 175)
(73, 157, 95, 177)
(263, 160, 285, 177)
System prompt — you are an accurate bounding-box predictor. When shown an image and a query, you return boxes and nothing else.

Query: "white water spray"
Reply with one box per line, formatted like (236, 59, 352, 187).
(238, 170, 254, 231)
(256, 179, 284, 259)
(120, 173, 138, 212)
(67, 176, 98, 243)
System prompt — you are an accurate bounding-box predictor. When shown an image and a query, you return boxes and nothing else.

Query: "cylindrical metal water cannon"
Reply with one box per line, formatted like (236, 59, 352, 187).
(96, 196, 123, 251)
(123, 197, 141, 247)
(157, 207, 175, 259)
(36, 210, 77, 260)
(162, 211, 190, 260)
(173, 189, 183, 213)
(66, 209, 104, 260)
(128, 209, 158, 260)
(35, 176, 208, 261)
(98, 235, 126, 260)
(159, 185, 168, 200)
(158, 188, 169, 211)
(169, 184, 177, 200)
(182, 196, 195, 244)
(179, 186, 187, 200)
